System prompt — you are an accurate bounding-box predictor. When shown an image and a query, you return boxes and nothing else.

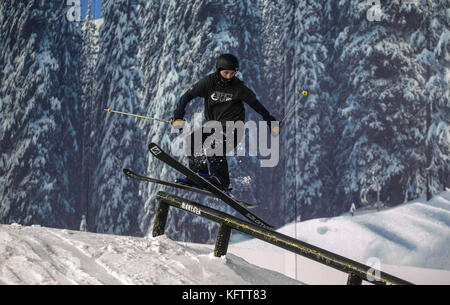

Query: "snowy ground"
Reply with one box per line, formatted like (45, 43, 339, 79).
(0, 190, 449, 285)
(0, 223, 300, 285)
(228, 189, 450, 285)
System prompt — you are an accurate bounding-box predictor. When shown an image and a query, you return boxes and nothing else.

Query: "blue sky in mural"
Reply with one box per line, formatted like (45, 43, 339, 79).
(80, 0, 103, 19)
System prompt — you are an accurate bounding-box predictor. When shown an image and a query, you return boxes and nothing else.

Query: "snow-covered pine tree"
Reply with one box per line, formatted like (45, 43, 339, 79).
(332, 0, 395, 209)
(0, 1, 83, 228)
(332, 0, 435, 208)
(262, 1, 334, 221)
(80, 0, 100, 231)
(90, 0, 146, 236)
(261, 0, 294, 226)
(0, 1, 5, 80)
(289, 1, 334, 220)
(410, 0, 450, 195)
(138, 0, 270, 242)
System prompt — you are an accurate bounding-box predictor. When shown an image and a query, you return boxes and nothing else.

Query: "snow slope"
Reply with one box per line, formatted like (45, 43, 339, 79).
(0, 223, 300, 285)
(1, 190, 448, 285)
(229, 189, 450, 285)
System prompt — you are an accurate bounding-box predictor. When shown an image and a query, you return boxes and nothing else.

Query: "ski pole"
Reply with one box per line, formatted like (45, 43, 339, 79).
(104, 108, 171, 124)
(280, 90, 308, 126)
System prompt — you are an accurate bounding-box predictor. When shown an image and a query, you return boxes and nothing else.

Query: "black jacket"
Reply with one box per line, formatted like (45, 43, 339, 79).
(174, 72, 276, 123)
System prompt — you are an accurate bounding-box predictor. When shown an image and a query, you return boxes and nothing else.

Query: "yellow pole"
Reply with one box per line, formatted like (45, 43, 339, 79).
(104, 108, 171, 124)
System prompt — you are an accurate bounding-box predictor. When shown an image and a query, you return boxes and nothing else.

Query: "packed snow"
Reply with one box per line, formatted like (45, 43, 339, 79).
(0, 223, 300, 285)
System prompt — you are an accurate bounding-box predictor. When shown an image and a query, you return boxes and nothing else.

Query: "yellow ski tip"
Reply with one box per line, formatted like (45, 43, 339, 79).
(107, 107, 111, 113)
(302, 90, 308, 96)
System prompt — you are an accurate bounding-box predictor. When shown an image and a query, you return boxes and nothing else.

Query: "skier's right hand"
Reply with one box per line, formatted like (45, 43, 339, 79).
(171, 119, 185, 129)
(271, 125, 281, 136)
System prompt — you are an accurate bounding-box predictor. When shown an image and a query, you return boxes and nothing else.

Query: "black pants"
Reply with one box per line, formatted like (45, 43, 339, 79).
(188, 125, 242, 189)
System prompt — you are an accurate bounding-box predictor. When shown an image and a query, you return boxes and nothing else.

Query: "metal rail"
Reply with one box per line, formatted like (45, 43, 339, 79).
(153, 191, 414, 285)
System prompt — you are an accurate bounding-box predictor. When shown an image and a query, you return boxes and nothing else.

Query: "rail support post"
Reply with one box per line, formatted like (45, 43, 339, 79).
(347, 273, 363, 285)
(214, 223, 232, 257)
(152, 199, 170, 237)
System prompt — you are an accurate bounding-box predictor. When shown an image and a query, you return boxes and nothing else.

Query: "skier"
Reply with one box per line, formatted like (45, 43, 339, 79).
(171, 53, 280, 191)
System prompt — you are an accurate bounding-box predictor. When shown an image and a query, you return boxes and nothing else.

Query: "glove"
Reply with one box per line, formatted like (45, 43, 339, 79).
(171, 118, 185, 129)
(266, 115, 281, 136)
(271, 125, 281, 136)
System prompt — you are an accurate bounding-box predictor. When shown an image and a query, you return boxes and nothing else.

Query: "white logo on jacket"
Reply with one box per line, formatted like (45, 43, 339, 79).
(211, 92, 233, 103)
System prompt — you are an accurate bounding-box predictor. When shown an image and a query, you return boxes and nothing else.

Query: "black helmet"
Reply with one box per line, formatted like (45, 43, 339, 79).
(216, 54, 239, 71)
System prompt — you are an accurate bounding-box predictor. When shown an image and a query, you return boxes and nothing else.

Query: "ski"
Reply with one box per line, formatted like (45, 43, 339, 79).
(148, 142, 273, 229)
(123, 168, 256, 208)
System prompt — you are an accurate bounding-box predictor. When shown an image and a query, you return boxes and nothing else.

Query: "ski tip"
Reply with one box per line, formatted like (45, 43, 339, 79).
(148, 143, 163, 156)
(301, 90, 308, 96)
(123, 168, 131, 175)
